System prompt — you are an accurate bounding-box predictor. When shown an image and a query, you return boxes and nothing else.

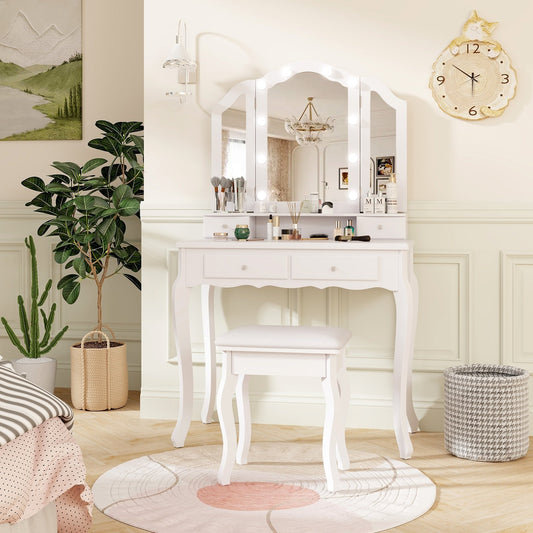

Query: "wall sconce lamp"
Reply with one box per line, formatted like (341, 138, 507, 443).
(163, 19, 197, 103)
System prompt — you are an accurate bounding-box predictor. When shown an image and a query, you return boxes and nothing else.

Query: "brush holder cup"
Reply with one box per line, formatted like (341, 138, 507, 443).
(234, 225, 250, 240)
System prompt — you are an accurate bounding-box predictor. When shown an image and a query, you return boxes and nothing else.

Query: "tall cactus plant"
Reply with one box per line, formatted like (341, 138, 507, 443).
(1, 236, 68, 358)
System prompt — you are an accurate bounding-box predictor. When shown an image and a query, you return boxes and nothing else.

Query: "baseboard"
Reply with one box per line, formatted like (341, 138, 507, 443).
(139, 389, 446, 432)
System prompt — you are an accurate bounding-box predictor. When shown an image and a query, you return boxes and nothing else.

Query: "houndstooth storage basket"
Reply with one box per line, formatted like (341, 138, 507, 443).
(444, 364, 529, 462)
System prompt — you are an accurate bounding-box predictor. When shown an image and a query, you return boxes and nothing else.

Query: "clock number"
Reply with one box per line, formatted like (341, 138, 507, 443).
(436, 75, 445, 85)
(501, 74, 510, 84)
(469, 106, 477, 116)
(466, 43, 480, 54)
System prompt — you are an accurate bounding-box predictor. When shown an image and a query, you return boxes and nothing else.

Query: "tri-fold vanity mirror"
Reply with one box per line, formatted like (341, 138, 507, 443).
(207, 60, 407, 240)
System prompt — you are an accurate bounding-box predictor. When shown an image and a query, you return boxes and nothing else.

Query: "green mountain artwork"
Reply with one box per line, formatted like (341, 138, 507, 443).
(0, 6, 82, 141)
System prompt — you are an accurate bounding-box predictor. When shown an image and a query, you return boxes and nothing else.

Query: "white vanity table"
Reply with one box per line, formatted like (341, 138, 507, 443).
(170, 238, 419, 459)
(169, 60, 419, 459)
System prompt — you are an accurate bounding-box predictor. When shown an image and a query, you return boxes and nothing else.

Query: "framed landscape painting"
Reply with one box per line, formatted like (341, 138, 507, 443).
(0, 0, 82, 141)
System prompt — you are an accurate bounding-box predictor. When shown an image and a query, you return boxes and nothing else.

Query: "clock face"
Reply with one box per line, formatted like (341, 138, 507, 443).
(430, 41, 517, 120)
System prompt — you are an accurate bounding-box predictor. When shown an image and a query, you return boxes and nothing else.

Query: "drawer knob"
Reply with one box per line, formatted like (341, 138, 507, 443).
(241, 264, 247, 271)
(377, 224, 383, 230)
(330, 266, 337, 272)
(222, 224, 228, 229)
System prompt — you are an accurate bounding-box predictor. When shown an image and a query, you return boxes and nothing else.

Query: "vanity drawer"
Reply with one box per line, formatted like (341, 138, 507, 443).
(203, 253, 289, 279)
(356, 215, 406, 239)
(203, 216, 252, 238)
(291, 253, 379, 281)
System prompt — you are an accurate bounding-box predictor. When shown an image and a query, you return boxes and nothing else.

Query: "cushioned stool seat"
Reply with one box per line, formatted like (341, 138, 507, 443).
(216, 325, 352, 492)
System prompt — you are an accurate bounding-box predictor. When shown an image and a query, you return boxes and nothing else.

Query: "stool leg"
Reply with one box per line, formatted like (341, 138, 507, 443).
(217, 352, 238, 485)
(236, 374, 251, 465)
(336, 360, 350, 471)
(321, 356, 341, 493)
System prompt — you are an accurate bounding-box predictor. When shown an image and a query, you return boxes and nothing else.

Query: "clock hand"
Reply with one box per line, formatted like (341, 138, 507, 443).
(453, 65, 480, 83)
(453, 64, 473, 79)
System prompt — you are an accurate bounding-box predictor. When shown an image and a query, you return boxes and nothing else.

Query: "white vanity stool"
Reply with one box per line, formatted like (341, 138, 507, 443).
(216, 325, 352, 492)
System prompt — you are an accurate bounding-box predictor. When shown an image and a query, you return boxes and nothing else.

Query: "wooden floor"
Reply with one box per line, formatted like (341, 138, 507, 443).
(55, 389, 533, 533)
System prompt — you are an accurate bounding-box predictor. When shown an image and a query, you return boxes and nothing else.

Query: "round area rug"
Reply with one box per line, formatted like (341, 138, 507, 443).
(93, 442, 436, 533)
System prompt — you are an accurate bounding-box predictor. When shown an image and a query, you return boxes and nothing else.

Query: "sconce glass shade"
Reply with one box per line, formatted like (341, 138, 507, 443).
(163, 20, 197, 102)
(284, 97, 334, 145)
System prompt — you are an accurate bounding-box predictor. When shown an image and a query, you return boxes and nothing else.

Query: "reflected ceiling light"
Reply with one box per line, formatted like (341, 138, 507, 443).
(284, 97, 334, 145)
(163, 19, 197, 103)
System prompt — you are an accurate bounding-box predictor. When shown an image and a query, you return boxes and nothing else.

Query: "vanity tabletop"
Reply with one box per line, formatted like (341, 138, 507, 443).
(176, 239, 412, 251)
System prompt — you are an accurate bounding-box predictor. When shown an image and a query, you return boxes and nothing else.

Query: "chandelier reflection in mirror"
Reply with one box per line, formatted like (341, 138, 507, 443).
(284, 97, 334, 145)
(163, 20, 197, 103)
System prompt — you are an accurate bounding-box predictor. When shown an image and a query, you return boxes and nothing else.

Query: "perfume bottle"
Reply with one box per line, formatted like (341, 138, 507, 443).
(333, 220, 343, 238)
(386, 173, 398, 214)
(363, 190, 374, 214)
(266, 214, 273, 240)
(343, 219, 355, 236)
(272, 215, 281, 240)
(374, 192, 386, 214)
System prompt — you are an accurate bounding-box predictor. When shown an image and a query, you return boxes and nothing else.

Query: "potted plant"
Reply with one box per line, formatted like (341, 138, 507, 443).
(1, 236, 69, 393)
(21, 120, 143, 410)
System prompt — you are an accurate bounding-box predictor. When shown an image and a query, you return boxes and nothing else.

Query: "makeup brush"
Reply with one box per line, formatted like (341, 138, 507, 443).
(211, 176, 221, 211)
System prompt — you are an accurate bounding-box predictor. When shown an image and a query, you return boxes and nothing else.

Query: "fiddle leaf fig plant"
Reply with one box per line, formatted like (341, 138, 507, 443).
(22, 120, 144, 333)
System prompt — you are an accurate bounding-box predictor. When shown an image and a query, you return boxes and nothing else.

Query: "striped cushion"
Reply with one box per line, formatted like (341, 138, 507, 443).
(0, 361, 73, 446)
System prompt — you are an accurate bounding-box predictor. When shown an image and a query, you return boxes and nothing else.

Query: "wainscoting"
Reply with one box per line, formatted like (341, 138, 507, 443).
(140, 201, 533, 433)
(0, 202, 141, 390)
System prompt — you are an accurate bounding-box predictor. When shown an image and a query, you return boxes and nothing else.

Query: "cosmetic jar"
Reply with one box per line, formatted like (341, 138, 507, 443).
(234, 224, 250, 240)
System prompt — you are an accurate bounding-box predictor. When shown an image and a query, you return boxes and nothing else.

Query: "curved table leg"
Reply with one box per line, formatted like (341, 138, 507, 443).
(201, 284, 216, 424)
(322, 356, 341, 493)
(336, 357, 351, 471)
(393, 259, 415, 460)
(407, 254, 420, 434)
(170, 274, 193, 448)
(236, 374, 251, 465)
(217, 353, 238, 485)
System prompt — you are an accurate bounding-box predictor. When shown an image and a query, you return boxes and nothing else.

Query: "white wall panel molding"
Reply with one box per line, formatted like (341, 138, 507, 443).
(502, 252, 533, 371)
(408, 201, 533, 224)
(412, 252, 471, 370)
(338, 252, 470, 372)
(0, 201, 46, 220)
(141, 204, 207, 224)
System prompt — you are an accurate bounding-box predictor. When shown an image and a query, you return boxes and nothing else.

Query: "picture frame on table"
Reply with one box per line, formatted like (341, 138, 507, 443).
(376, 156, 395, 177)
(375, 177, 389, 195)
(338, 167, 349, 190)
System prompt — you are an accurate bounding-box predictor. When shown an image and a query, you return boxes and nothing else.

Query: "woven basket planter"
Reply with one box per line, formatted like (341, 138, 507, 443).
(70, 331, 128, 411)
(444, 364, 529, 462)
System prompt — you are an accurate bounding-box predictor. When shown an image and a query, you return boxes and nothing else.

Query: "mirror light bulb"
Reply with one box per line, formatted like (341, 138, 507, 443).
(281, 67, 292, 77)
(348, 153, 358, 163)
(321, 66, 333, 77)
(257, 154, 267, 164)
(348, 190, 358, 201)
(348, 114, 358, 125)
(257, 116, 266, 126)
(257, 79, 266, 90)
(257, 190, 267, 201)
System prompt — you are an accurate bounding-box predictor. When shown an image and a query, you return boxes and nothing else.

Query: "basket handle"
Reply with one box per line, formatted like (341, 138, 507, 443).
(80, 330, 111, 410)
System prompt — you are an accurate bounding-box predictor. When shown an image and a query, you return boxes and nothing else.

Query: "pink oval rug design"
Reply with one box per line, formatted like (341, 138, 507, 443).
(93, 442, 436, 533)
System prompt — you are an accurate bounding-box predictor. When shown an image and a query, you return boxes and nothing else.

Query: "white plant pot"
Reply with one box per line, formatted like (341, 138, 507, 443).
(13, 357, 57, 394)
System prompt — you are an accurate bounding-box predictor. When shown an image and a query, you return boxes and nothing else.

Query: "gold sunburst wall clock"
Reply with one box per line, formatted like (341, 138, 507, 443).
(429, 10, 517, 121)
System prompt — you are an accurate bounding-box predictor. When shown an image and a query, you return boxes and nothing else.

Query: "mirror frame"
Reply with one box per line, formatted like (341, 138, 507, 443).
(211, 61, 407, 212)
